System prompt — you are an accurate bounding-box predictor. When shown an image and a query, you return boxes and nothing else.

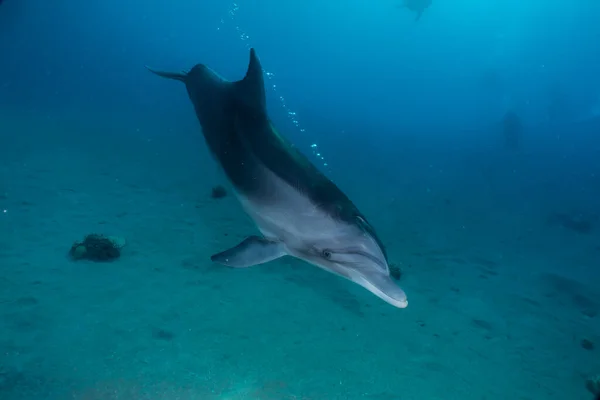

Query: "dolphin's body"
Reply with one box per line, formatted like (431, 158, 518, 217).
(147, 49, 408, 308)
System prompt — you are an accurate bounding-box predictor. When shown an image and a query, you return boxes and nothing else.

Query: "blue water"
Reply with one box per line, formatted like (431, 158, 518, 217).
(1, 0, 599, 399)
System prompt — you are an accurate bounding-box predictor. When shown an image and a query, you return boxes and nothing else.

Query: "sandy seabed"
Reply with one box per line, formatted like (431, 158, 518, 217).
(1, 110, 599, 400)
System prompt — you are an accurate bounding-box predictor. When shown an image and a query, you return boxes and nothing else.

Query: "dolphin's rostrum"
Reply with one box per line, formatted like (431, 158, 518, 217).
(147, 49, 408, 308)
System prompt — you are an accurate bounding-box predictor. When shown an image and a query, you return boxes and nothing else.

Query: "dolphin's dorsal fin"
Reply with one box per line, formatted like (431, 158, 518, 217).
(234, 48, 266, 112)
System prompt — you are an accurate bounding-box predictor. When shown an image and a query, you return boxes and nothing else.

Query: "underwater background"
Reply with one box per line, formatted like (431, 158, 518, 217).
(1, 0, 599, 398)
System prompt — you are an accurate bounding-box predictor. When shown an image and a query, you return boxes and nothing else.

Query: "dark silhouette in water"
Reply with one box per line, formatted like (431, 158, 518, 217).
(401, 0, 432, 21)
(585, 375, 600, 399)
(547, 212, 595, 235)
(211, 185, 227, 199)
(502, 111, 521, 150)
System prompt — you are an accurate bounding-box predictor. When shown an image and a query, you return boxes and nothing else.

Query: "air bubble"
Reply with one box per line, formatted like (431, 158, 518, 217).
(218, 2, 329, 170)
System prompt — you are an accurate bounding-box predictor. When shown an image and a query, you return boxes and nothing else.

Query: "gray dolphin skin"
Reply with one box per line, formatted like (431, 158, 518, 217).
(146, 49, 408, 308)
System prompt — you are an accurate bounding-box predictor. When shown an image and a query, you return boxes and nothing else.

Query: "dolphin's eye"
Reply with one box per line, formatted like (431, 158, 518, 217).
(322, 249, 332, 259)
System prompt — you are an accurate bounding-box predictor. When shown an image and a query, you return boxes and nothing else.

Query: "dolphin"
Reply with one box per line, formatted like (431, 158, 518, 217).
(401, 0, 432, 21)
(146, 48, 408, 308)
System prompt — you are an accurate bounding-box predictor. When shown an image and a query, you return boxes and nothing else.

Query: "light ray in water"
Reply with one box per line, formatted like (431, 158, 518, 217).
(217, 2, 329, 170)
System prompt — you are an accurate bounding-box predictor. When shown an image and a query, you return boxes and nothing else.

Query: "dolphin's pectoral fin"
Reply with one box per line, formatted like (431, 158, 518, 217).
(145, 66, 188, 82)
(210, 236, 286, 268)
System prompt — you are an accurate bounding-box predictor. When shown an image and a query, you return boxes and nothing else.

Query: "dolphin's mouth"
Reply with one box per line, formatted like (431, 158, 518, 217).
(355, 273, 408, 309)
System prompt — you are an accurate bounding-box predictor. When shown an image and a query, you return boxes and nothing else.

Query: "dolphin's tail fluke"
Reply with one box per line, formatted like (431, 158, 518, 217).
(145, 66, 187, 82)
